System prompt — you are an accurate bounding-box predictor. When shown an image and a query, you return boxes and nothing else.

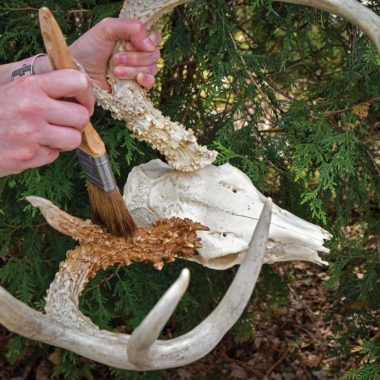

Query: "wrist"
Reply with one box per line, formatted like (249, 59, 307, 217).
(0, 55, 48, 86)
(33, 54, 53, 75)
(10, 54, 50, 80)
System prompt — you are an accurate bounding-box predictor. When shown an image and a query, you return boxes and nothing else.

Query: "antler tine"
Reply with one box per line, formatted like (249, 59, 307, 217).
(126, 198, 272, 369)
(128, 268, 190, 366)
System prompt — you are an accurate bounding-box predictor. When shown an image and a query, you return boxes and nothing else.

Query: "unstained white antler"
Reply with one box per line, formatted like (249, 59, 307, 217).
(281, 0, 380, 51)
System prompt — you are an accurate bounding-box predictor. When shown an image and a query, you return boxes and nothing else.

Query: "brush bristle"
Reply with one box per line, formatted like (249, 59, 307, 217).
(87, 181, 137, 238)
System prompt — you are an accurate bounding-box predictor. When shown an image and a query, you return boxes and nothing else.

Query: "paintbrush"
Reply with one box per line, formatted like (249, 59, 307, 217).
(39, 7, 137, 238)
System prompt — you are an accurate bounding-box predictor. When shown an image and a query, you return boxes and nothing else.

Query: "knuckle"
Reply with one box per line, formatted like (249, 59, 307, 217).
(24, 75, 40, 89)
(46, 150, 60, 164)
(150, 64, 158, 75)
(17, 103, 37, 118)
(76, 108, 90, 129)
(153, 49, 161, 61)
(21, 101, 43, 117)
(99, 17, 118, 39)
(9, 124, 37, 141)
(17, 147, 38, 162)
(13, 84, 44, 117)
(68, 131, 82, 149)
(67, 68, 81, 77)
(73, 71, 90, 88)
(133, 21, 145, 34)
(52, 68, 77, 80)
(98, 17, 112, 29)
(57, 69, 89, 90)
(81, 76, 91, 92)
(12, 97, 30, 117)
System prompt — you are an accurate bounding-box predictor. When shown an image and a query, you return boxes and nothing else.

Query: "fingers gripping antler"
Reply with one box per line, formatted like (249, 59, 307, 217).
(94, 0, 218, 172)
(95, 0, 380, 172)
(0, 198, 272, 370)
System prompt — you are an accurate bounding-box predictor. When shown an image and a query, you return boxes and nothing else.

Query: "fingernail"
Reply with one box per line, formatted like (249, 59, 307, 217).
(142, 37, 155, 51)
(149, 30, 161, 45)
(137, 72, 154, 90)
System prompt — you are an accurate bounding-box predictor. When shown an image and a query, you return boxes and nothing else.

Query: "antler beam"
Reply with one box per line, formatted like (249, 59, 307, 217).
(121, 0, 380, 52)
(95, 0, 380, 172)
(281, 0, 380, 52)
(0, 197, 272, 370)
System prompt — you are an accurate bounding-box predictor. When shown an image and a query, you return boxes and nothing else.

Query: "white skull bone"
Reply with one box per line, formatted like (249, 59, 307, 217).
(124, 159, 331, 270)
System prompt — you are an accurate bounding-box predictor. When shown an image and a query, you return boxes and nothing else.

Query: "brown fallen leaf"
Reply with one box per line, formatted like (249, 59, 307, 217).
(304, 353, 321, 368)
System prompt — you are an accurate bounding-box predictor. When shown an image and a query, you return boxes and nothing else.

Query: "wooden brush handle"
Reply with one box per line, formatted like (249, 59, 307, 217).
(39, 7, 105, 157)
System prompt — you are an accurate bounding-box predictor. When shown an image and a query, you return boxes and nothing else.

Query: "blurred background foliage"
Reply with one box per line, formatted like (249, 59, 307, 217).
(0, 0, 379, 378)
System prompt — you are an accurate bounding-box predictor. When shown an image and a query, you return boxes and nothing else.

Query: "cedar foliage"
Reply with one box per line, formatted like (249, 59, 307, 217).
(0, 0, 379, 378)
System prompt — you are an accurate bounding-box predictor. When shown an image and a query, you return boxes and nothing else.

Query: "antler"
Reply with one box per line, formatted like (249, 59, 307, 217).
(281, 0, 380, 51)
(94, 0, 219, 172)
(95, 0, 380, 172)
(1, 0, 379, 371)
(0, 196, 272, 370)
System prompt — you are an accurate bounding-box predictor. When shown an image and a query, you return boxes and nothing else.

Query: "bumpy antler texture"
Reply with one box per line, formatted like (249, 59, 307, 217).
(0, 196, 272, 370)
(95, 0, 380, 172)
(94, 0, 218, 172)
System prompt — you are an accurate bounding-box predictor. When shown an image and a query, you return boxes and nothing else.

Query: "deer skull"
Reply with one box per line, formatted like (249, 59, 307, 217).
(124, 159, 331, 270)
(0, 0, 379, 372)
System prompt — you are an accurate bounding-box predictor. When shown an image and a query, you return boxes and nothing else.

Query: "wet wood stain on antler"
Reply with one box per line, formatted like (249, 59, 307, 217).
(27, 196, 208, 278)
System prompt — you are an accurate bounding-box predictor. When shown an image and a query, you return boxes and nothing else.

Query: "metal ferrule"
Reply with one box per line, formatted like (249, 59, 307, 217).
(77, 150, 117, 192)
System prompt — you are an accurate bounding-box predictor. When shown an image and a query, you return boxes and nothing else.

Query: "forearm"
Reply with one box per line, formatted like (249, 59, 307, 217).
(0, 55, 53, 85)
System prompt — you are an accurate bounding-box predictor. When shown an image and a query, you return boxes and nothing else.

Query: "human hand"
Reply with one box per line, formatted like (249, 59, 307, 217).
(0, 70, 94, 177)
(69, 18, 161, 91)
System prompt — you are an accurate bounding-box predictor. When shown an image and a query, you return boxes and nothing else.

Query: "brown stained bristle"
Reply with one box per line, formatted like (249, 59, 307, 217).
(87, 181, 137, 238)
